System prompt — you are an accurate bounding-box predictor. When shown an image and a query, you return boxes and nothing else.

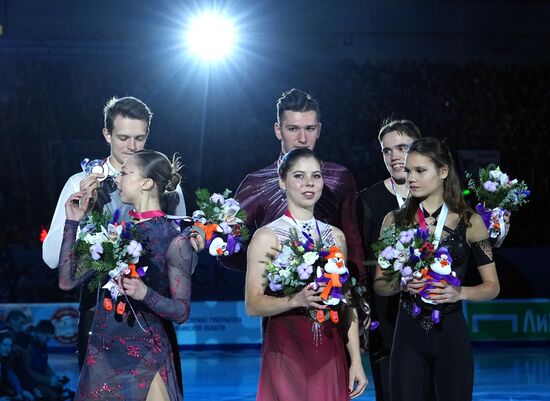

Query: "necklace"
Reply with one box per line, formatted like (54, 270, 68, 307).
(418, 203, 448, 249)
(284, 210, 321, 241)
(295, 218, 316, 238)
(422, 204, 443, 227)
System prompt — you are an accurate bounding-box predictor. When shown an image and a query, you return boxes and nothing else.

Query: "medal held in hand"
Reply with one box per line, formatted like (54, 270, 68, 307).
(81, 158, 108, 181)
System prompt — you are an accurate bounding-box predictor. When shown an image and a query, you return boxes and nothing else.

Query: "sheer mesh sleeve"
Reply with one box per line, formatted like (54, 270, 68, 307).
(58, 220, 95, 291)
(471, 239, 494, 266)
(142, 235, 197, 324)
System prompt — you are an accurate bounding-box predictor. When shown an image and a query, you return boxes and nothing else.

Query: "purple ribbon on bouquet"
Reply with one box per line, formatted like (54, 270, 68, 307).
(476, 203, 492, 229)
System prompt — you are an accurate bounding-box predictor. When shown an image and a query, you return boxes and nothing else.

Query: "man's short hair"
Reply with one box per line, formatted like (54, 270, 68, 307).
(276, 89, 321, 124)
(378, 118, 422, 142)
(103, 96, 153, 134)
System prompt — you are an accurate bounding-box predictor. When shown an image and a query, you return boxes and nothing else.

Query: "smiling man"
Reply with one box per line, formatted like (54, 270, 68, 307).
(222, 88, 365, 283)
(357, 118, 421, 401)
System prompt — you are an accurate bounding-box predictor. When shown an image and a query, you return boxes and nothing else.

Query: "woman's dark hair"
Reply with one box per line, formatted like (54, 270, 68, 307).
(396, 137, 472, 226)
(133, 150, 182, 194)
(277, 148, 321, 179)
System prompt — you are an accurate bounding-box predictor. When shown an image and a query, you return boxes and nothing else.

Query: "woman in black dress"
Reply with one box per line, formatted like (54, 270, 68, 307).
(374, 137, 500, 401)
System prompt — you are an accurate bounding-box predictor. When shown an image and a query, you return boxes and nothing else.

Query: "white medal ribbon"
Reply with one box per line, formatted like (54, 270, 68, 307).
(420, 203, 448, 249)
(391, 179, 407, 208)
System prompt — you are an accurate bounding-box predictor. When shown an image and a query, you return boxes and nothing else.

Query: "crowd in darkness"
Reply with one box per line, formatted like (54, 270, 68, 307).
(0, 57, 548, 303)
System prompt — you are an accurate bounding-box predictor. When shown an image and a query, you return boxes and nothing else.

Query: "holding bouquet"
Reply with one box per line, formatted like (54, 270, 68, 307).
(265, 226, 350, 324)
(192, 188, 249, 257)
(466, 164, 530, 244)
(59, 150, 195, 400)
(373, 220, 460, 324)
(245, 148, 367, 399)
(74, 209, 146, 314)
(373, 138, 500, 401)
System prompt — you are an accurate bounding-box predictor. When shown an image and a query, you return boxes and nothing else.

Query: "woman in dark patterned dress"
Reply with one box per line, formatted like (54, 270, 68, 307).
(245, 148, 367, 401)
(59, 150, 196, 401)
(374, 138, 500, 401)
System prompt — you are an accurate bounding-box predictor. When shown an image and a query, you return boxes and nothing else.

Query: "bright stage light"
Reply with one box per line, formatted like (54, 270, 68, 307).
(186, 13, 236, 61)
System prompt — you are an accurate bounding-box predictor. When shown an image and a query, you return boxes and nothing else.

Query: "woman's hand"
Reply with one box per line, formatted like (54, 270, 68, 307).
(64, 191, 94, 222)
(79, 173, 102, 206)
(348, 360, 368, 398)
(292, 282, 327, 309)
(119, 275, 148, 301)
(428, 281, 463, 303)
(405, 277, 427, 294)
(188, 232, 205, 253)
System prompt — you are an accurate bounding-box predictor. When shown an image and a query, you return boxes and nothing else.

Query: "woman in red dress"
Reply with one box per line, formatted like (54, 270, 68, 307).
(245, 148, 367, 401)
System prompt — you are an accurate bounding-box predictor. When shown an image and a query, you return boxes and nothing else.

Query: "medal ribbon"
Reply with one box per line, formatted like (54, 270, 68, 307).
(417, 203, 448, 249)
(129, 210, 166, 220)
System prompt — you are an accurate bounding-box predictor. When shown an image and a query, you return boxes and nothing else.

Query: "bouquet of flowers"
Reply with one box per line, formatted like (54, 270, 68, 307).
(192, 188, 249, 257)
(373, 225, 461, 323)
(265, 228, 351, 324)
(466, 164, 530, 239)
(75, 210, 146, 314)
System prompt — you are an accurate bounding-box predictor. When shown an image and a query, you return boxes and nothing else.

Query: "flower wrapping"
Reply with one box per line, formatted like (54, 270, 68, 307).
(192, 188, 249, 257)
(466, 164, 530, 241)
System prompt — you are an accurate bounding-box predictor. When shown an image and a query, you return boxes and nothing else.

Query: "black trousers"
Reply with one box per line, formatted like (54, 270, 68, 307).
(390, 307, 473, 401)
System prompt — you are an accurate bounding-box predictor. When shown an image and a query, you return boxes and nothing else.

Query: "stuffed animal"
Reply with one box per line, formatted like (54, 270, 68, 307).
(414, 247, 461, 324)
(315, 246, 349, 323)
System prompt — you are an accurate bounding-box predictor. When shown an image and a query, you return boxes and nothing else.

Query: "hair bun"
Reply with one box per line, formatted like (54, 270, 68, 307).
(165, 172, 181, 192)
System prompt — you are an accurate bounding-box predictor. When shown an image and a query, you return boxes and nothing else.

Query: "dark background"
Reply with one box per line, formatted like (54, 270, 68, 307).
(0, 0, 548, 303)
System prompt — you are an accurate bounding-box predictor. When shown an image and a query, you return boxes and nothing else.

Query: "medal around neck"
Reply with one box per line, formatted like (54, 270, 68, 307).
(81, 158, 108, 181)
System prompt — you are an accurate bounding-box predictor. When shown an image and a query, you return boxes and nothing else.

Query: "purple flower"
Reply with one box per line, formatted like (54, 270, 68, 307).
(297, 262, 313, 280)
(401, 265, 412, 277)
(224, 198, 240, 209)
(269, 275, 283, 292)
(399, 229, 415, 244)
(381, 246, 395, 260)
(417, 227, 430, 240)
(219, 222, 232, 234)
(483, 181, 498, 192)
(210, 193, 225, 205)
(409, 246, 420, 264)
(127, 240, 143, 259)
(90, 243, 103, 260)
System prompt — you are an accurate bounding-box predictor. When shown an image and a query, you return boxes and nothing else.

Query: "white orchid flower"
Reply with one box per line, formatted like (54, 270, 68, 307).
(303, 251, 319, 265)
(378, 255, 391, 269)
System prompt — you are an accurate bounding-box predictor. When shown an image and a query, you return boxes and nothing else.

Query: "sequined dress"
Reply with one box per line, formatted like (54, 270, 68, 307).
(59, 217, 196, 401)
(256, 216, 350, 401)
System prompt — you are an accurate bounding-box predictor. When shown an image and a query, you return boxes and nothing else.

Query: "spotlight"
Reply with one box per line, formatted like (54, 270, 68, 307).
(186, 13, 236, 61)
